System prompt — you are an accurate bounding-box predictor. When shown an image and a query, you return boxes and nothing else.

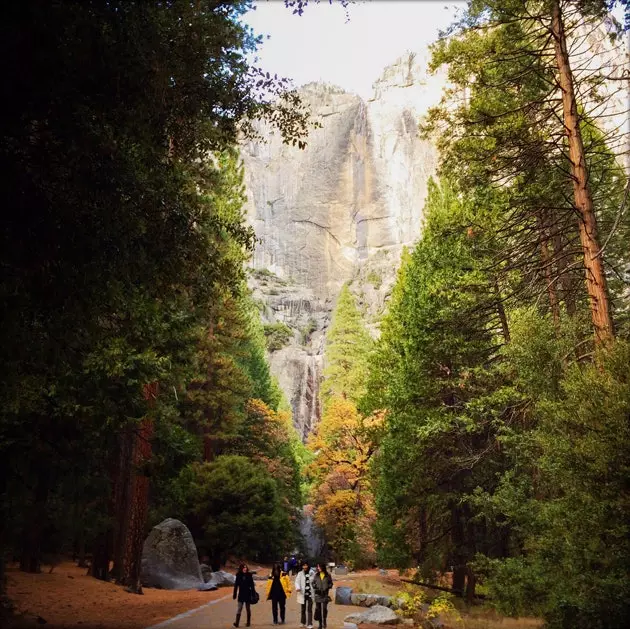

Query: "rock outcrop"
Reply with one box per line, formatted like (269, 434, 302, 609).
(141, 518, 203, 590)
(243, 52, 446, 436)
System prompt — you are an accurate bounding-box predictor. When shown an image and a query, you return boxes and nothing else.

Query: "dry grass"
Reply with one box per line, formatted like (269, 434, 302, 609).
(446, 606, 543, 629)
(340, 572, 543, 629)
(348, 577, 402, 596)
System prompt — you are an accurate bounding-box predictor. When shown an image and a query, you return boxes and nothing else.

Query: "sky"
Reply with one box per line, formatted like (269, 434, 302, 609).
(243, 0, 466, 99)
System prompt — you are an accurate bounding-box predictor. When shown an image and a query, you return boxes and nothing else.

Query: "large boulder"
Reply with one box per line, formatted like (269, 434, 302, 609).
(141, 518, 203, 590)
(344, 605, 401, 625)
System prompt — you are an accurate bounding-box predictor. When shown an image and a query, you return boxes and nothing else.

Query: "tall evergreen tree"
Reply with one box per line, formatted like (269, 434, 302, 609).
(322, 284, 373, 404)
(366, 179, 520, 597)
(0, 0, 309, 594)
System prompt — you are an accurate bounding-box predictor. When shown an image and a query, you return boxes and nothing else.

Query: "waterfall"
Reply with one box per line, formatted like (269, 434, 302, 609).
(292, 353, 323, 442)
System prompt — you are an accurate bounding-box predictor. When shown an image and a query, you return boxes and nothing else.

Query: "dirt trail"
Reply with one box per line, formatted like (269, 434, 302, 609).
(146, 578, 363, 629)
(6, 562, 363, 629)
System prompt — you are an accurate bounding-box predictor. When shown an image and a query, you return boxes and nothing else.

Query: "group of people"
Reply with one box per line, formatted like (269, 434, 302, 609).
(232, 560, 333, 629)
(282, 555, 301, 576)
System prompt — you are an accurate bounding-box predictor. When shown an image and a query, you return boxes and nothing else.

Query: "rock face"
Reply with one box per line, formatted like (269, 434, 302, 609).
(243, 28, 628, 438)
(141, 518, 203, 590)
(243, 52, 446, 437)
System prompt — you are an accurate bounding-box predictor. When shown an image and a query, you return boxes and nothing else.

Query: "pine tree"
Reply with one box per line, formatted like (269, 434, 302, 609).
(366, 179, 519, 596)
(322, 284, 372, 404)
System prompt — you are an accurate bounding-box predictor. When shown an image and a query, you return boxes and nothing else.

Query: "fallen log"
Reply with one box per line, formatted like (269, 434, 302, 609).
(399, 578, 487, 600)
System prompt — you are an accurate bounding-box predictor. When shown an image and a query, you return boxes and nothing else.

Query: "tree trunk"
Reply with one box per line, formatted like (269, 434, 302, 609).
(76, 526, 87, 569)
(465, 566, 476, 603)
(20, 468, 49, 573)
(494, 280, 510, 343)
(551, 0, 614, 344)
(450, 506, 466, 597)
(111, 425, 134, 582)
(118, 416, 153, 593)
(90, 528, 111, 581)
(115, 382, 157, 594)
(537, 213, 560, 326)
(551, 222, 577, 316)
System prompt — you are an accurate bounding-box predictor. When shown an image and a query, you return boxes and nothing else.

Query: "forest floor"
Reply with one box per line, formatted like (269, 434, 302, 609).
(6, 562, 542, 629)
(6, 560, 230, 629)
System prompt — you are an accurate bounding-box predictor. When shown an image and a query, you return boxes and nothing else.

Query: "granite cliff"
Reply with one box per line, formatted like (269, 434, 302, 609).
(241, 52, 445, 439)
(243, 24, 628, 439)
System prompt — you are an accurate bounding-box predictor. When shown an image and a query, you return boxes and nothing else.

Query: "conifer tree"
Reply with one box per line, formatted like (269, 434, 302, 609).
(322, 284, 372, 404)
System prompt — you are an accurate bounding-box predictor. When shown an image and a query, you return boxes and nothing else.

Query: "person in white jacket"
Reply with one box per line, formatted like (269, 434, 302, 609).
(294, 560, 315, 628)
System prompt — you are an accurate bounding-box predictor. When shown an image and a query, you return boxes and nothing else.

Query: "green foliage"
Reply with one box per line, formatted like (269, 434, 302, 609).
(322, 284, 373, 404)
(475, 334, 630, 629)
(366, 178, 520, 587)
(366, 270, 382, 289)
(167, 456, 294, 565)
(300, 318, 318, 345)
(0, 0, 310, 581)
(263, 322, 294, 352)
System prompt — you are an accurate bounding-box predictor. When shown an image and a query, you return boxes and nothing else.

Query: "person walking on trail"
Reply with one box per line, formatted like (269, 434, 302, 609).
(312, 562, 333, 629)
(233, 563, 257, 628)
(294, 560, 314, 628)
(265, 563, 292, 625)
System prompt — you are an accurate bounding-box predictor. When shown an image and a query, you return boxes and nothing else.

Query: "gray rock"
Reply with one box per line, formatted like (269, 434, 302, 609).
(379, 569, 388, 576)
(198, 582, 218, 591)
(343, 624, 358, 629)
(350, 594, 394, 608)
(334, 565, 349, 576)
(344, 605, 401, 625)
(207, 570, 236, 588)
(200, 563, 213, 583)
(345, 605, 401, 625)
(335, 586, 353, 605)
(140, 518, 203, 590)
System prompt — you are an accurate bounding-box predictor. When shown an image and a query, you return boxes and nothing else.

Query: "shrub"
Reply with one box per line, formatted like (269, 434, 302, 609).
(263, 322, 293, 351)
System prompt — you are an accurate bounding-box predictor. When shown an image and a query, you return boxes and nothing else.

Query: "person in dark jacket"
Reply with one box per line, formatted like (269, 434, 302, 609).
(312, 562, 333, 629)
(265, 563, 292, 625)
(233, 563, 257, 627)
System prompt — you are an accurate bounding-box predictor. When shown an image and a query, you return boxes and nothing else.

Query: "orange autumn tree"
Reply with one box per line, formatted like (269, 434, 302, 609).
(309, 287, 381, 567)
(308, 399, 383, 566)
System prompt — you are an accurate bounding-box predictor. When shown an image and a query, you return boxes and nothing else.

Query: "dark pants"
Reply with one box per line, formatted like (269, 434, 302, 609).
(272, 598, 286, 623)
(315, 601, 328, 629)
(300, 598, 313, 626)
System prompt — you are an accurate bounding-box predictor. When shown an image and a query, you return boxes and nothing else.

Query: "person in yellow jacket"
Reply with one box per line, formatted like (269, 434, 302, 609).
(265, 563, 292, 625)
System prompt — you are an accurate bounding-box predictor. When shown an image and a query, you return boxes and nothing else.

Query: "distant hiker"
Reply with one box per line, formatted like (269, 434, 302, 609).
(289, 555, 297, 575)
(295, 560, 314, 628)
(266, 563, 292, 625)
(312, 562, 333, 629)
(283, 555, 290, 573)
(233, 563, 257, 627)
